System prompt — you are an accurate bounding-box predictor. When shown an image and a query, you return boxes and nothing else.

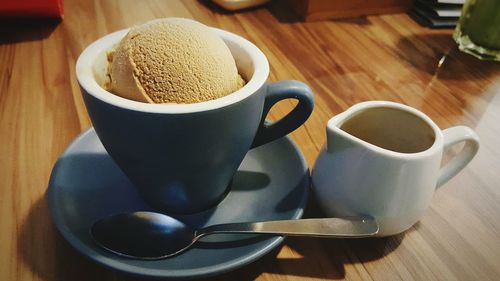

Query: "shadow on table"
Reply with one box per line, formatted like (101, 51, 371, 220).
(18, 166, 278, 281)
(255, 195, 408, 279)
(277, 233, 408, 279)
(19, 197, 109, 281)
(20, 185, 405, 281)
(19, 195, 408, 281)
(0, 18, 60, 44)
(396, 34, 500, 81)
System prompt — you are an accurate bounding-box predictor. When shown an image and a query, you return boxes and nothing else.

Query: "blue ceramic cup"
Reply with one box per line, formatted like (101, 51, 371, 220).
(76, 28, 313, 214)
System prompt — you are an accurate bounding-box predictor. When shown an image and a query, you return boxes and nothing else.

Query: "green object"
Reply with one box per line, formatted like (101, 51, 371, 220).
(454, 0, 500, 61)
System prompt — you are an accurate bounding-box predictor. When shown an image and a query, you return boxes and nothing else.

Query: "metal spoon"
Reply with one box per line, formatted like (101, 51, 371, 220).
(91, 211, 378, 260)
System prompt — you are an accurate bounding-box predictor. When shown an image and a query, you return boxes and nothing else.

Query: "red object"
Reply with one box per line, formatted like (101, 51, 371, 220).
(0, 0, 64, 18)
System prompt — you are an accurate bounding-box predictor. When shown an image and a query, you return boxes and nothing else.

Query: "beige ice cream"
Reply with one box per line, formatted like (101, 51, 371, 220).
(106, 18, 245, 104)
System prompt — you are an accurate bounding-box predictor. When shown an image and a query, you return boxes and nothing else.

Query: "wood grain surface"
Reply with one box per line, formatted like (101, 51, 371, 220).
(1, 0, 499, 280)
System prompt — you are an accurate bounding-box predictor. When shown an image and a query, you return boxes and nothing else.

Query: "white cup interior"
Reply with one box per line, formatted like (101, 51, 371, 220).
(76, 28, 269, 114)
(340, 107, 436, 153)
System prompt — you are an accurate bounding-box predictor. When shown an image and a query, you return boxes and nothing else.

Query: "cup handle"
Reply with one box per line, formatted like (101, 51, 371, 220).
(251, 80, 314, 148)
(436, 126, 480, 188)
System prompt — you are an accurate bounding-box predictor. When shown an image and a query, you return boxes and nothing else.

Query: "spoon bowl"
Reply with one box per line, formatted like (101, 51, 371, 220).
(91, 212, 196, 259)
(91, 211, 378, 260)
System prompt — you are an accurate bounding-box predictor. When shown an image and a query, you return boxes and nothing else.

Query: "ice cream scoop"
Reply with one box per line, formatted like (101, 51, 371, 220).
(106, 18, 245, 104)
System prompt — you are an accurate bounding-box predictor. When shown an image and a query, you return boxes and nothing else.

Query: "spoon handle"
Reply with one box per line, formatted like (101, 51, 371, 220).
(195, 216, 378, 239)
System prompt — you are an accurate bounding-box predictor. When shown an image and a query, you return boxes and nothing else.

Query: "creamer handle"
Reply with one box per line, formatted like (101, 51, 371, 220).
(436, 126, 480, 188)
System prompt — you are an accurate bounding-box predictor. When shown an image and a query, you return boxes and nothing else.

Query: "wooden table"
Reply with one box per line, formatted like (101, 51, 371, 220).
(1, 1, 499, 280)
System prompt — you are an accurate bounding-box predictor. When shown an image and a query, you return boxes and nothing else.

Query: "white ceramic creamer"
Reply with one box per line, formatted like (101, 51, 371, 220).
(312, 101, 480, 236)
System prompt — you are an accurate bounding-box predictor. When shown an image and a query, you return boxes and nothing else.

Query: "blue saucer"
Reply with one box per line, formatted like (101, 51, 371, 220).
(47, 128, 309, 279)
